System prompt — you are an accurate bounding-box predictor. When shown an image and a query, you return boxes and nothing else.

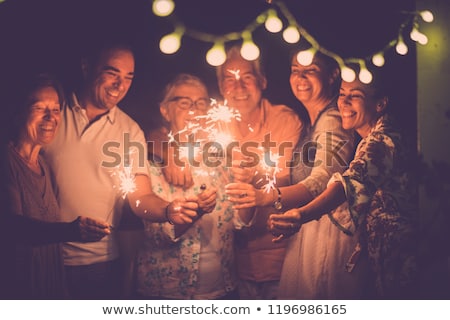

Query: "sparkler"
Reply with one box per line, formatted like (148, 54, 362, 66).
(254, 147, 282, 193)
(116, 163, 137, 199)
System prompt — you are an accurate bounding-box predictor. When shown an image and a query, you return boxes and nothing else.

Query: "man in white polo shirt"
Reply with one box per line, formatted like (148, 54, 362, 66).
(43, 42, 202, 299)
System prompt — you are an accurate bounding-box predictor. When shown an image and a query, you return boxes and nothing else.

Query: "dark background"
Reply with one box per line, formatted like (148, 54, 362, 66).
(0, 0, 416, 142)
(4, 0, 450, 299)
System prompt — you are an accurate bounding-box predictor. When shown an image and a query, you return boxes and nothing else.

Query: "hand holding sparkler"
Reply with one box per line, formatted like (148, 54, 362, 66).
(225, 182, 258, 209)
(165, 197, 200, 224)
(268, 208, 302, 243)
(196, 186, 217, 214)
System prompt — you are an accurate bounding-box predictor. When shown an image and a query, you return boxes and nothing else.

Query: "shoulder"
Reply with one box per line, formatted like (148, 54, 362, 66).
(317, 106, 342, 128)
(314, 106, 353, 139)
(114, 107, 144, 131)
(262, 99, 303, 129)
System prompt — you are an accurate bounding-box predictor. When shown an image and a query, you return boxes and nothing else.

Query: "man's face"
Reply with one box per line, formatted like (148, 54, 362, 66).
(86, 48, 135, 110)
(218, 57, 266, 116)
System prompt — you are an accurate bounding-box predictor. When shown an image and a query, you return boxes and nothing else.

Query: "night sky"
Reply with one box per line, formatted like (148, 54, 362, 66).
(0, 0, 416, 139)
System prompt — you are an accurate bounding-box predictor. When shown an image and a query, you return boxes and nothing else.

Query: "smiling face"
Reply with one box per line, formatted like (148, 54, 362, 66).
(338, 79, 387, 138)
(83, 47, 135, 111)
(22, 86, 61, 146)
(160, 83, 209, 134)
(289, 54, 338, 109)
(218, 53, 267, 117)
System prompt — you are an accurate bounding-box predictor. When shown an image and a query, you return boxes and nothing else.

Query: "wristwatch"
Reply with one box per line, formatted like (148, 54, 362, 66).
(273, 187, 282, 210)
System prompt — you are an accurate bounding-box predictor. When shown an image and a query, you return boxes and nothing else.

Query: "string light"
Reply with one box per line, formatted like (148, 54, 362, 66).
(395, 34, 408, 55)
(410, 24, 428, 45)
(358, 61, 373, 84)
(420, 10, 434, 23)
(154, 0, 434, 74)
(159, 26, 184, 54)
(265, 9, 283, 33)
(282, 25, 300, 44)
(152, 0, 175, 17)
(371, 52, 385, 67)
(206, 41, 226, 66)
(240, 31, 260, 61)
(341, 65, 356, 82)
(296, 47, 317, 66)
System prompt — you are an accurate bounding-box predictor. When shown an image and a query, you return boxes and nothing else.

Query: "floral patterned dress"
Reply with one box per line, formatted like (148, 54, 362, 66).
(330, 114, 418, 298)
(136, 162, 240, 299)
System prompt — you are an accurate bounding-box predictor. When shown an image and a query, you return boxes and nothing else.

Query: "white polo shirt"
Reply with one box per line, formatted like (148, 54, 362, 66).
(43, 93, 148, 266)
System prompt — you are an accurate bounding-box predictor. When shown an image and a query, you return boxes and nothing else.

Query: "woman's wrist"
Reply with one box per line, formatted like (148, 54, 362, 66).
(165, 202, 174, 225)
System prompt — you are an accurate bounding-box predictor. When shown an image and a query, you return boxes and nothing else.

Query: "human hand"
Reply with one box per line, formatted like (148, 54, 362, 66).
(75, 216, 111, 242)
(268, 208, 302, 243)
(197, 187, 217, 214)
(162, 162, 194, 189)
(165, 197, 199, 224)
(230, 159, 255, 183)
(225, 182, 271, 208)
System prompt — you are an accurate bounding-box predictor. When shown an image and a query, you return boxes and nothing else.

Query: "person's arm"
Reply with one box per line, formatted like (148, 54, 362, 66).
(268, 181, 346, 242)
(5, 214, 110, 245)
(172, 188, 217, 238)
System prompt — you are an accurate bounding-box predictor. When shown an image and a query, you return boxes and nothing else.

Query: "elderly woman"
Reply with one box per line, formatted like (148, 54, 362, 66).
(136, 73, 252, 299)
(1, 73, 110, 299)
(269, 75, 418, 299)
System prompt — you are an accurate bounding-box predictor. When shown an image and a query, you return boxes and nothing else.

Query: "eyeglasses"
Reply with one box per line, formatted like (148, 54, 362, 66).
(167, 96, 210, 111)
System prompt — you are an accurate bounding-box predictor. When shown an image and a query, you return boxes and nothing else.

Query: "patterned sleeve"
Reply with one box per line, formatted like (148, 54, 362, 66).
(300, 109, 354, 197)
(144, 164, 180, 244)
(331, 132, 395, 232)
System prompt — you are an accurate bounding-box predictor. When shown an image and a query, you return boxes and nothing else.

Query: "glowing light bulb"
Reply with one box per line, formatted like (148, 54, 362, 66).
(410, 28, 428, 45)
(282, 25, 300, 44)
(372, 53, 385, 67)
(240, 32, 260, 61)
(420, 10, 434, 23)
(265, 10, 283, 33)
(417, 34, 428, 45)
(341, 66, 356, 82)
(359, 67, 373, 84)
(395, 39, 408, 55)
(296, 48, 316, 66)
(241, 41, 260, 61)
(206, 42, 226, 66)
(159, 32, 181, 54)
(152, 0, 175, 17)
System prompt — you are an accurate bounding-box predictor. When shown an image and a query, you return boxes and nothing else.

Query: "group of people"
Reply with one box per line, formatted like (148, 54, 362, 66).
(0, 39, 419, 300)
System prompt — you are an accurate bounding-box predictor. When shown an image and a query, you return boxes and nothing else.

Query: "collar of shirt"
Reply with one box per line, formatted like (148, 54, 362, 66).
(69, 92, 117, 125)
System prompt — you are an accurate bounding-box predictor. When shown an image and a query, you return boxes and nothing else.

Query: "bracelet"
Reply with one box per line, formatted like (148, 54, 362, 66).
(273, 187, 283, 210)
(165, 203, 174, 225)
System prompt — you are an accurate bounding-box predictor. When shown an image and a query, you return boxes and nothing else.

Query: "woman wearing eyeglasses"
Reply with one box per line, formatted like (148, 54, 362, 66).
(134, 73, 250, 299)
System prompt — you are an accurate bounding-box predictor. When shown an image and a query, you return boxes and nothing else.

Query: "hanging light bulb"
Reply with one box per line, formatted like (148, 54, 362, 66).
(420, 10, 434, 23)
(410, 27, 428, 45)
(282, 25, 300, 44)
(159, 27, 184, 54)
(265, 9, 283, 33)
(358, 62, 373, 84)
(371, 53, 385, 67)
(206, 41, 226, 66)
(395, 35, 408, 55)
(240, 31, 260, 61)
(152, 0, 175, 17)
(296, 47, 317, 66)
(341, 65, 356, 82)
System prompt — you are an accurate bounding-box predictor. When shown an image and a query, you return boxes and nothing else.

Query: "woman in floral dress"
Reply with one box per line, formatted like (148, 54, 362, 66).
(269, 76, 418, 299)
